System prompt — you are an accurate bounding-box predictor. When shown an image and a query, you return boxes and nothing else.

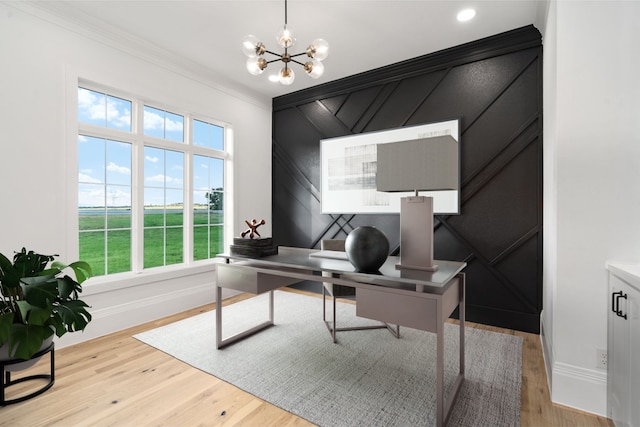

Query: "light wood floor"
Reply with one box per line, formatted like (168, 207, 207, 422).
(1, 288, 613, 427)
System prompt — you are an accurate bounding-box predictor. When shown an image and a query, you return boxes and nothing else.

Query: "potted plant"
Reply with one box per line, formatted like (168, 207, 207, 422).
(0, 248, 93, 362)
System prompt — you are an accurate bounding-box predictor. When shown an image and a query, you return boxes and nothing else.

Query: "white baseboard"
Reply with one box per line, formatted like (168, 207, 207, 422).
(541, 318, 608, 417)
(541, 318, 553, 391)
(55, 283, 240, 350)
(551, 362, 607, 416)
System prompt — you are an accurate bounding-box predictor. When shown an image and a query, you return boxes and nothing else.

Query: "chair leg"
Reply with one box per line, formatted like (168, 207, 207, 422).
(322, 285, 327, 322)
(332, 295, 337, 343)
(388, 324, 401, 338)
(322, 285, 399, 343)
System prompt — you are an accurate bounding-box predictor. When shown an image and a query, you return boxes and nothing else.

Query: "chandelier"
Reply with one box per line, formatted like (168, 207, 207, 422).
(241, 0, 329, 85)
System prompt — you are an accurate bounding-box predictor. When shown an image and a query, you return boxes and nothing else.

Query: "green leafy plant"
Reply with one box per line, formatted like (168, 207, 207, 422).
(0, 248, 93, 360)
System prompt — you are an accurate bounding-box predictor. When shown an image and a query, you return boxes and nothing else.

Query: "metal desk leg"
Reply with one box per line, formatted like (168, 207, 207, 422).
(436, 299, 445, 427)
(436, 273, 466, 426)
(216, 286, 275, 349)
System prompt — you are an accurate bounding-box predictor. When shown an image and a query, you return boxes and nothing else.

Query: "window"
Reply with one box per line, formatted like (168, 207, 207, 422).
(143, 106, 184, 142)
(143, 147, 184, 268)
(77, 87, 132, 131)
(193, 119, 224, 150)
(78, 136, 132, 276)
(77, 85, 227, 277)
(193, 155, 224, 260)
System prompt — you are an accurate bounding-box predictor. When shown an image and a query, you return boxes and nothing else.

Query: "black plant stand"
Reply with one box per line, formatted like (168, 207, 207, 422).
(1, 342, 55, 406)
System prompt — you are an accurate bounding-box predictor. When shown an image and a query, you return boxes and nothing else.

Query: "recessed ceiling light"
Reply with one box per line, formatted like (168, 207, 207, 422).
(457, 8, 476, 22)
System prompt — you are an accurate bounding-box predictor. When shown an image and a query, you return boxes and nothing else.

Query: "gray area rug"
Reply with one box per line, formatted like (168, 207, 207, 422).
(135, 291, 522, 427)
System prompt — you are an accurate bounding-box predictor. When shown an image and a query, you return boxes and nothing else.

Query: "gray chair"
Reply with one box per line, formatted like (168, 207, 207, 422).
(321, 239, 399, 343)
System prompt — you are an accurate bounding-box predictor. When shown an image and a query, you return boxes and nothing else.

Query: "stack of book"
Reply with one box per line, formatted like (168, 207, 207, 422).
(230, 237, 278, 257)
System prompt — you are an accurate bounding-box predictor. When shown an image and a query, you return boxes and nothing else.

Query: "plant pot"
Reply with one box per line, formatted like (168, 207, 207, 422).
(0, 336, 54, 372)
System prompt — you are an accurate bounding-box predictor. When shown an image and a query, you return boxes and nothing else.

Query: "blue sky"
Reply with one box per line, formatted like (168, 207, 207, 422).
(77, 88, 223, 208)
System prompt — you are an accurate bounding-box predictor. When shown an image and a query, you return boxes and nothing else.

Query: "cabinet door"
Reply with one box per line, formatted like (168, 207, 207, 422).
(609, 275, 630, 427)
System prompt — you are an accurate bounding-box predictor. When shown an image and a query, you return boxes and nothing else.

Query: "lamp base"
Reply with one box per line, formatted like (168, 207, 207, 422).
(398, 196, 437, 272)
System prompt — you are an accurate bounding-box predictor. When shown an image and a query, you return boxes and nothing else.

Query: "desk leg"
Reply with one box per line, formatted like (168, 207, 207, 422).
(215, 286, 275, 349)
(438, 273, 466, 427)
(436, 299, 445, 427)
(459, 273, 465, 376)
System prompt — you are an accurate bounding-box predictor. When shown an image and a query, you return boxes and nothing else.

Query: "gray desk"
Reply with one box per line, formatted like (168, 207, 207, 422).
(215, 246, 466, 427)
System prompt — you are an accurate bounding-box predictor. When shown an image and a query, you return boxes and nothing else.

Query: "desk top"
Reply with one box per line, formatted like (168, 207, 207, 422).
(217, 246, 466, 290)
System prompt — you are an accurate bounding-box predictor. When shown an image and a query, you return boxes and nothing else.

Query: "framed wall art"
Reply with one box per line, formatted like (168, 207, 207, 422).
(320, 119, 460, 214)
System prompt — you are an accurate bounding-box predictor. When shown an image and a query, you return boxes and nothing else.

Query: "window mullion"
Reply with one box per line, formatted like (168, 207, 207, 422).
(183, 118, 194, 264)
(78, 124, 137, 144)
(131, 99, 145, 273)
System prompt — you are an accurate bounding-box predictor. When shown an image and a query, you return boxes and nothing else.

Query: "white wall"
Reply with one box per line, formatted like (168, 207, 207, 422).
(6, 0, 640, 416)
(0, 3, 272, 347)
(542, 0, 640, 415)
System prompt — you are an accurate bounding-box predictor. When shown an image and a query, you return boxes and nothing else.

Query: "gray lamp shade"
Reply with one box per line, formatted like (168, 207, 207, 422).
(376, 135, 458, 192)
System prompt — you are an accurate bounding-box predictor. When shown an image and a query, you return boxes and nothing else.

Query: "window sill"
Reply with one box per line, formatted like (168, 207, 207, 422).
(81, 260, 219, 296)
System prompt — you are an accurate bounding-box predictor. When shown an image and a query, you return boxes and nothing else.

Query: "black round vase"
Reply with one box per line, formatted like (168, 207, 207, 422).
(345, 226, 390, 273)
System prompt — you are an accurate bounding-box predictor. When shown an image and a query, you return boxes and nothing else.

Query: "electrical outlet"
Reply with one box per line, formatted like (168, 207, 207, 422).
(597, 349, 607, 369)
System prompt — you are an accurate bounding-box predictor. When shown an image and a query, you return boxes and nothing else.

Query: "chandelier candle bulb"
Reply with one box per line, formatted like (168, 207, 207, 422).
(241, 35, 263, 57)
(279, 66, 295, 85)
(304, 59, 324, 79)
(308, 39, 329, 60)
(276, 25, 296, 48)
(246, 57, 267, 75)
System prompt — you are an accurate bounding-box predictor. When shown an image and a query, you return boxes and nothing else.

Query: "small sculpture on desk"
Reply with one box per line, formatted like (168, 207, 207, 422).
(241, 219, 266, 239)
(231, 218, 277, 257)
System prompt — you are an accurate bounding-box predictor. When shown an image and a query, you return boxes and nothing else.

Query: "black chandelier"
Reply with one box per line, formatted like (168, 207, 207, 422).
(241, 0, 329, 85)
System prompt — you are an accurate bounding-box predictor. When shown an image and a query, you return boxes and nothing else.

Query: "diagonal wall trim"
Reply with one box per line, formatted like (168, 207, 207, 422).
(462, 117, 540, 202)
(353, 82, 400, 133)
(310, 214, 357, 248)
(273, 144, 321, 202)
(273, 26, 543, 332)
(437, 219, 539, 313)
(296, 102, 351, 137)
(318, 99, 350, 130)
(405, 67, 453, 126)
(490, 226, 541, 266)
(462, 54, 540, 133)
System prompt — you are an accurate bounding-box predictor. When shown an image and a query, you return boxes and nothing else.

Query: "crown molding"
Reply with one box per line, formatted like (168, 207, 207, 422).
(5, 1, 271, 109)
(274, 25, 542, 111)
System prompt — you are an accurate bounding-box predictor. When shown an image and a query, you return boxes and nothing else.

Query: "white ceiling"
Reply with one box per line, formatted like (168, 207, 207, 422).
(31, 0, 546, 103)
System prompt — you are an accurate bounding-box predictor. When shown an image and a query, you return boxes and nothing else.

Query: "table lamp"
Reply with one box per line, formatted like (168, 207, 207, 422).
(376, 135, 458, 271)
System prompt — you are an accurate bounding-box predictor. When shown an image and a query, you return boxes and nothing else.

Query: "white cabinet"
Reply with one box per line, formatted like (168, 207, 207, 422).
(607, 264, 640, 427)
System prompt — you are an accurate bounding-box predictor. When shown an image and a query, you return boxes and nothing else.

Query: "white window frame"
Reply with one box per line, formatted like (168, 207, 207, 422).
(71, 78, 232, 284)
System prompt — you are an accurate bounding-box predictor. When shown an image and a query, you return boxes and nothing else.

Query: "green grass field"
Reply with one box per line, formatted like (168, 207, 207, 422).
(79, 211, 223, 276)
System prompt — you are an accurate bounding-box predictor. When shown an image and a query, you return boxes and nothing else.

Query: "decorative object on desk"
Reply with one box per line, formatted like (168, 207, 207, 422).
(230, 237, 278, 258)
(345, 226, 389, 273)
(241, 218, 266, 239)
(375, 119, 461, 272)
(232, 219, 277, 257)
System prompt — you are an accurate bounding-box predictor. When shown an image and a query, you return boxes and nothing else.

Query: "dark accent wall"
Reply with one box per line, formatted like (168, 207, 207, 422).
(272, 26, 543, 333)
